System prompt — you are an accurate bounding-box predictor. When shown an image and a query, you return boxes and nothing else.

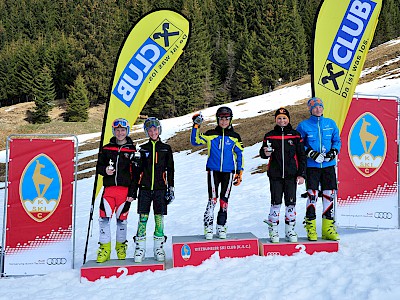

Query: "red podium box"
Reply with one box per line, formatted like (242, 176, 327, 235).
(80, 258, 164, 282)
(172, 232, 259, 268)
(259, 237, 339, 256)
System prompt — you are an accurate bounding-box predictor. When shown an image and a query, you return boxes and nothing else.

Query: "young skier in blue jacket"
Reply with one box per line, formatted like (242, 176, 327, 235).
(296, 97, 341, 241)
(191, 107, 244, 239)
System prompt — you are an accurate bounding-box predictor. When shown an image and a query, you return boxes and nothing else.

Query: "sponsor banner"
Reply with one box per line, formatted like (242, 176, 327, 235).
(3, 139, 74, 275)
(337, 96, 399, 228)
(93, 9, 190, 198)
(312, 0, 383, 131)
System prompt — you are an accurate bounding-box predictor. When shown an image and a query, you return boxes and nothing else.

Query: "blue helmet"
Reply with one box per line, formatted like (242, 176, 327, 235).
(143, 117, 162, 137)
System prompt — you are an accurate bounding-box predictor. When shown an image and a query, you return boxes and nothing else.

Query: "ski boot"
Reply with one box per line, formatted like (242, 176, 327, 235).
(266, 221, 279, 243)
(322, 218, 340, 241)
(115, 241, 128, 260)
(134, 236, 146, 263)
(204, 225, 213, 240)
(153, 236, 167, 262)
(216, 225, 227, 239)
(304, 218, 318, 241)
(285, 221, 298, 242)
(96, 242, 111, 263)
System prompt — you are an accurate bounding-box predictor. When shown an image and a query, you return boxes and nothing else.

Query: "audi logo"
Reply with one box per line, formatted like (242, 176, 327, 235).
(47, 258, 67, 265)
(266, 252, 281, 256)
(374, 212, 393, 219)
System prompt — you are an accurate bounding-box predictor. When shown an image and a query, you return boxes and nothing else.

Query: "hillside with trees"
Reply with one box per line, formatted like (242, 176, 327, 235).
(0, 0, 399, 123)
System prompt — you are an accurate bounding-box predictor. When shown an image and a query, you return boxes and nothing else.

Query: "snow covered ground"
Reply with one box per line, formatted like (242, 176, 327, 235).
(1, 58, 400, 299)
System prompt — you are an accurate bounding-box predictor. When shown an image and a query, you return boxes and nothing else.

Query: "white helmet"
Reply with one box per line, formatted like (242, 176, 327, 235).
(112, 118, 130, 136)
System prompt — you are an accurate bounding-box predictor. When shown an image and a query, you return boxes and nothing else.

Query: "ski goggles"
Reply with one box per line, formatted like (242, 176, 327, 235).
(144, 118, 160, 129)
(217, 115, 231, 121)
(112, 119, 128, 128)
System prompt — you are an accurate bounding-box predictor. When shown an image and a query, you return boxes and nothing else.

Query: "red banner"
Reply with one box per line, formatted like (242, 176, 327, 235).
(337, 96, 398, 228)
(3, 139, 74, 276)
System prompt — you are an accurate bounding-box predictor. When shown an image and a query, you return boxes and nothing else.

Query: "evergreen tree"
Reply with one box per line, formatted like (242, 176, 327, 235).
(286, 0, 308, 81)
(15, 41, 40, 101)
(32, 64, 56, 124)
(66, 74, 89, 122)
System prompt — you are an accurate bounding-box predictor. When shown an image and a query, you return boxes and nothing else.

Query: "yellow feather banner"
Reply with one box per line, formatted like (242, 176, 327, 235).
(312, 0, 383, 131)
(84, 9, 190, 262)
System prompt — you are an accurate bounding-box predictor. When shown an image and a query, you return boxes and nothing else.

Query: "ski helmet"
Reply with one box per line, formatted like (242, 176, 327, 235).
(143, 117, 162, 137)
(112, 118, 130, 136)
(216, 106, 233, 124)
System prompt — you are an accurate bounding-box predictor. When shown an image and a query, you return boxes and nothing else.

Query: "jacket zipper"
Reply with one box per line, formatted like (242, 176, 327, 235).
(220, 129, 225, 172)
(151, 141, 156, 190)
(115, 146, 121, 186)
(317, 117, 322, 166)
(281, 127, 285, 178)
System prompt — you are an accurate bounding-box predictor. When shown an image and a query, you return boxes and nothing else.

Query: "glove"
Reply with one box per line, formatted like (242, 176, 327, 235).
(165, 186, 175, 205)
(324, 148, 338, 162)
(306, 148, 324, 163)
(233, 170, 243, 186)
(192, 113, 204, 127)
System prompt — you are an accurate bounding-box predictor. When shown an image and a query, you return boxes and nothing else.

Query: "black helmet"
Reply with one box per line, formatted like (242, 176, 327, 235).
(216, 106, 233, 118)
(216, 106, 233, 126)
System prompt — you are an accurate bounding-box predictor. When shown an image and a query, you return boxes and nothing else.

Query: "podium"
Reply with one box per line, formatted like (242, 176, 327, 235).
(80, 258, 165, 282)
(259, 237, 339, 256)
(172, 232, 259, 267)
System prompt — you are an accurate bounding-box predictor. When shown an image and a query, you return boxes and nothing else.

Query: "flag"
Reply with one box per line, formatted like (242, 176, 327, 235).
(93, 9, 191, 199)
(312, 0, 383, 131)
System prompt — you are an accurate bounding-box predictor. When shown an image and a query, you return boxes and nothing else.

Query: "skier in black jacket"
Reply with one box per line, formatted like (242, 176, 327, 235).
(260, 107, 306, 243)
(133, 117, 174, 263)
(96, 118, 137, 263)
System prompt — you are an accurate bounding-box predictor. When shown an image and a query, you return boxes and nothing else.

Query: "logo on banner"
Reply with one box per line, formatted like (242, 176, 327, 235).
(112, 20, 184, 107)
(181, 244, 191, 261)
(318, 0, 376, 97)
(20, 154, 62, 222)
(348, 112, 386, 177)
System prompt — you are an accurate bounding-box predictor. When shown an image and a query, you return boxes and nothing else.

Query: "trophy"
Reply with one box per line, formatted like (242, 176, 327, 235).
(266, 140, 273, 152)
(108, 159, 114, 171)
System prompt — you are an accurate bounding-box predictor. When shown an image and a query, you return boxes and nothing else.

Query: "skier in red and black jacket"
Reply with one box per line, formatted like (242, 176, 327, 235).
(96, 118, 138, 263)
(260, 107, 306, 243)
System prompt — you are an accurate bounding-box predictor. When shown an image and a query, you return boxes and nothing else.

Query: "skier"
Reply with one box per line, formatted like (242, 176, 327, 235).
(259, 108, 306, 243)
(133, 117, 175, 263)
(95, 118, 138, 263)
(191, 107, 244, 239)
(296, 97, 341, 241)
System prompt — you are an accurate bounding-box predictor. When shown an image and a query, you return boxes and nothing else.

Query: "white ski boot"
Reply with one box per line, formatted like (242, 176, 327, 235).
(153, 236, 167, 262)
(285, 221, 298, 242)
(267, 221, 279, 243)
(204, 225, 213, 240)
(216, 225, 227, 239)
(134, 236, 146, 263)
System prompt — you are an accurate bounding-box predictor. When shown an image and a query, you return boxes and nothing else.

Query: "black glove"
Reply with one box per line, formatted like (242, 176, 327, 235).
(324, 148, 338, 162)
(192, 113, 204, 126)
(306, 148, 324, 163)
(165, 186, 175, 205)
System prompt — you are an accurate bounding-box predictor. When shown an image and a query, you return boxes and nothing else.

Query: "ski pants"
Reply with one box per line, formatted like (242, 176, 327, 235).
(204, 170, 233, 227)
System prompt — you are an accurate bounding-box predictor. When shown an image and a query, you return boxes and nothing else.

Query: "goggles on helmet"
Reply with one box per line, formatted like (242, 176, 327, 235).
(113, 119, 128, 128)
(143, 117, 162, 137)
(112, 118, 130, 136)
